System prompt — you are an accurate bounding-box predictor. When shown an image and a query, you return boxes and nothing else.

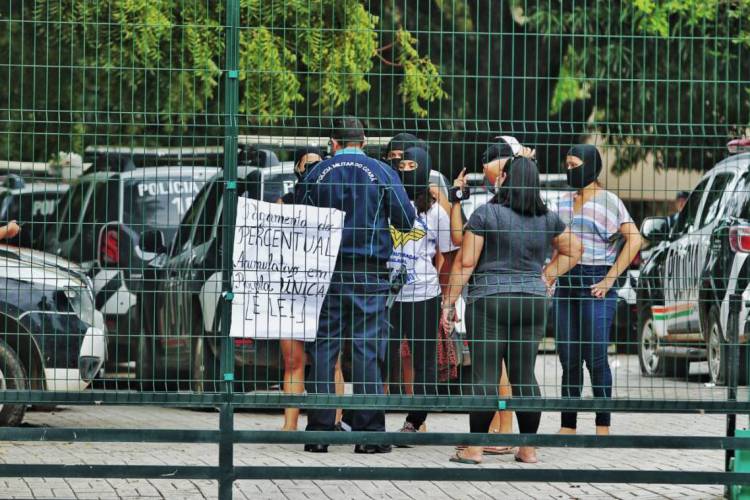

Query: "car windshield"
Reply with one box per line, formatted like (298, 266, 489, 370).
(123, 177, 207, 239)
(260, 173, 297, 202)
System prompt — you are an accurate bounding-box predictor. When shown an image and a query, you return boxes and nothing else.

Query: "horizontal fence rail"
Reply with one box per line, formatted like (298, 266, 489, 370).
(3, 1, 750, 499)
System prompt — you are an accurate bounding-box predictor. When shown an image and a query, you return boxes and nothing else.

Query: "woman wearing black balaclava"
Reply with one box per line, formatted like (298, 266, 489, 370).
(384, 133, 428, 167)
(387, 147, 453, 435)
(552, 144, 642, 436)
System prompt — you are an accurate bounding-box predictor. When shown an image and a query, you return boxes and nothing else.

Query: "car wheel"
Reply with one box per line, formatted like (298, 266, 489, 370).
(638, 304, 663, 376)
(191, 335, 218, 394)
(707, 306, 747, 386)
(0, 339, 28, 426)
(135, 329, 155, 392)
(707, 307, 724, 385)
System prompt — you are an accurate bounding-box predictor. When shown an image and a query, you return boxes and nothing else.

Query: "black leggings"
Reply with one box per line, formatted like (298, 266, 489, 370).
(467, 294, 546, 435)
(388, 295, 441, 427)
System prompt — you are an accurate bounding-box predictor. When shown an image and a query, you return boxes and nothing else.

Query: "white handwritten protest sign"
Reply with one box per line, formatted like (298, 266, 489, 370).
(231, 198, 344, 341)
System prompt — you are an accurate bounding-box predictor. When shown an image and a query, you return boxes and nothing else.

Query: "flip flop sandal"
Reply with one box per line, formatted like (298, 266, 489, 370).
(455, 445, 514, 455)
(449, 452, 481, 465)
(482, 446, 515, 456)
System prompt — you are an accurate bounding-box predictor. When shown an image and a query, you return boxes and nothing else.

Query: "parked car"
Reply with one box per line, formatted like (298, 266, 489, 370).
(637, 145, 750, 382)
(136, 163, 298, 391)
(0, 178, 69, 250)
(40, 151, 219, 369)
(0, 244, 106, 426)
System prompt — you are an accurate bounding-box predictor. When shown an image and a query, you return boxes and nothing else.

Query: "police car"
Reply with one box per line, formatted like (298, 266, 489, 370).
(637, 140, 750, 382)
(136, 164, 297, 391)
(41, 149, 219, 369)
(0, 244, 106, 426)
(0, 177, 69, 250)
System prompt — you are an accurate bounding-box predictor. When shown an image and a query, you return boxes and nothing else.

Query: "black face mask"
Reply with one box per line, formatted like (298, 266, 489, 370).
(296, 160, 319, 181)
(398, 147, 431, 200)
(388, 158, 402, 171)
(566, 144, 602, 189)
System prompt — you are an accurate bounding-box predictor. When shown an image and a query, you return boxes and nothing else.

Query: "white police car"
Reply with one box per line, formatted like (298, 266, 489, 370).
(638, 141, 750, 382)
(0, 244, 106, 425)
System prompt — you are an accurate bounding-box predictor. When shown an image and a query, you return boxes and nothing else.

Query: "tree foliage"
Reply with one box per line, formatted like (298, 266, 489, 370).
(0, 0, 447, 160)
(521, 0, 750, 172)
(2, 0, 748, 174)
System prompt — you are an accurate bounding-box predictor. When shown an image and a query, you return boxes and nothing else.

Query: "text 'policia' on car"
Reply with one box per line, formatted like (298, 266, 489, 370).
(40, 146, 221, 372)
(0, 244, 106, 426)
(0, 175, 68, 249)
(637, 138, 750, 384)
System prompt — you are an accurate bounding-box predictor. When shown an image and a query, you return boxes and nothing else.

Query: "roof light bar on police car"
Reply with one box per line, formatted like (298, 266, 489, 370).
(238, 135, 393, 148)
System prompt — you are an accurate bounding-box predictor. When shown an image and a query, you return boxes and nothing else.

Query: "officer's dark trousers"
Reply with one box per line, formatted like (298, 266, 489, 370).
(305, 268, 389, 432)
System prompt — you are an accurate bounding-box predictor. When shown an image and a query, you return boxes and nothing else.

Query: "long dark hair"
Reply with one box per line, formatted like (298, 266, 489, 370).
(414, 190, 435, 215)
(492, 157, 548, 216)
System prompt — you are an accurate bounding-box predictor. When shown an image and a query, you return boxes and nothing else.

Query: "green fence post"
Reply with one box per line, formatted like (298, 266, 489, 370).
(727, 293, 742, 474)
(219, 0, 240, 498)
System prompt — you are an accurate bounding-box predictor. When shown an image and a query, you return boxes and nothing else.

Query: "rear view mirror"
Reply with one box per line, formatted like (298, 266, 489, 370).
(641, 216, 671, 242)
(140, 229, 166, 254)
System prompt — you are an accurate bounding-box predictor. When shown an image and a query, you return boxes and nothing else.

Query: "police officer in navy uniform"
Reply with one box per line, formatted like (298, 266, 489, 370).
(296, 117, 415, 454)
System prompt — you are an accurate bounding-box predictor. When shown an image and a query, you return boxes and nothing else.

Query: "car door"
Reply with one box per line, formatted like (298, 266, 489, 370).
(176, 180, 223, 337)
(51, 181, 94, 264)
(663, 177, 710, 333)
(686, 172, 736, 332)
(161, 182, 212, 342)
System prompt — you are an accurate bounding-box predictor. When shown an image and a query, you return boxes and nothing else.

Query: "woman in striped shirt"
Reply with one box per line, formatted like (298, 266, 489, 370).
(552, 144, 642, 436)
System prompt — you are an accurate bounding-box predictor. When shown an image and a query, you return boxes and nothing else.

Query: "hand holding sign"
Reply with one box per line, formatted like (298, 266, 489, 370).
(231, 198, 344, 341)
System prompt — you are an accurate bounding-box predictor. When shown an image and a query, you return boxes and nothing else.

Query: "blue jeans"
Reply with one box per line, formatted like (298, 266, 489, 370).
(305, 269, 390, 433)
(555, 265, 617, 428)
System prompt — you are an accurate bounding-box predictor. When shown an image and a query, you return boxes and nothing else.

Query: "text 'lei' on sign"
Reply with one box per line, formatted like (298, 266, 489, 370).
(230, 198, 345, 341)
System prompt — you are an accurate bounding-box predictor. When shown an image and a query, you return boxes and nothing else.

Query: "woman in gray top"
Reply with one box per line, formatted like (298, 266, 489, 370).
(443, 157, 582, 464)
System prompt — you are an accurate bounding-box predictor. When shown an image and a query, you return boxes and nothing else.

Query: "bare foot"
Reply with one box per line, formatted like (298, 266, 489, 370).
(596, 426, 610, 436)
(558, 427, 576, 435)
(455, 445, 483, 463)
(514, 446, 538, 463)
(281, 426, 297, 432)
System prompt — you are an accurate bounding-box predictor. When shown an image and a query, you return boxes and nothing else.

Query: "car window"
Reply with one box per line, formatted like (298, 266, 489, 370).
(123, 177, 206, 244)
(242, 170, 296, 203)
(671, 177, 710, 235)
(698, 173, 734, 228)
(24, 192, 63, 222)
(170, 179, 214, 256)
(192, 181, 224, 247)
(57, 182, 89, 242)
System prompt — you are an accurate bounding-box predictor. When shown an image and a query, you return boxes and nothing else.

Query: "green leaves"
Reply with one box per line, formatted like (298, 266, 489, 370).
(395, 29, 448, 117)
(522, 0, 750, 172)
(239, 27, 303, 121)
(32, 0, 446, 131)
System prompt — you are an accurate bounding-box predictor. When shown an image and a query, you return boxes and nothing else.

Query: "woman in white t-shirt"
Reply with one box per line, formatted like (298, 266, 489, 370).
(388, 147, 457, 434)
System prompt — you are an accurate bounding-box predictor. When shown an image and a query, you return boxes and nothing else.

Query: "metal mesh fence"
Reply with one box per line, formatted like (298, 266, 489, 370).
(1, 0, 750, 495)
